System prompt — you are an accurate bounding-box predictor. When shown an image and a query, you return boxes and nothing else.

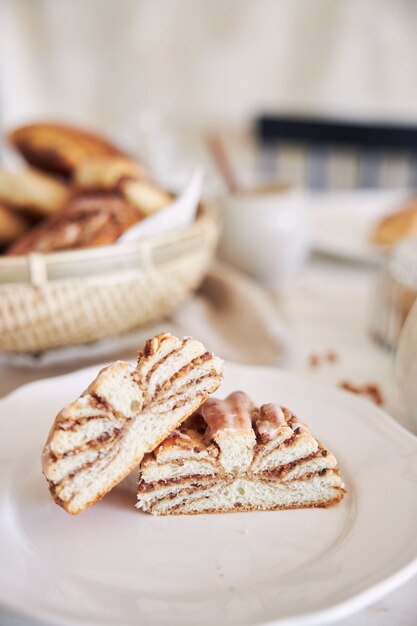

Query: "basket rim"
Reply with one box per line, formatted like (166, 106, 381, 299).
(0, 202, 219, 284)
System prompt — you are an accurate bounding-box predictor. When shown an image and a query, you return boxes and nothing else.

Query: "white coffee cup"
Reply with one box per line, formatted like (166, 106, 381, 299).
(218, 188, 310, 289)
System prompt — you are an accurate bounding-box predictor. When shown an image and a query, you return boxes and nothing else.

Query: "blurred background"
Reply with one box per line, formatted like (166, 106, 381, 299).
(2, 0, 417, 189)
(1, 0, 417, 414)
(2, 0, 417, 127)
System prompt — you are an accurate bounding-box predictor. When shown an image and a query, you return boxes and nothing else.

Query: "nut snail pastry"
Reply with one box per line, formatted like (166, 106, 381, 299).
(137, 392, 345, 515)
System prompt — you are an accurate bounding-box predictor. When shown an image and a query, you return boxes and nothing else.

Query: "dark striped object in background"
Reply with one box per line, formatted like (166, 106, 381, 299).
(255, 115, 417, 189)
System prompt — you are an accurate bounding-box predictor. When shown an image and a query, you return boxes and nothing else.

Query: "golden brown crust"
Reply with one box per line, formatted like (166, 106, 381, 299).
(9, 122, 125, 177)
(141, 332, 173, 359)
(121, 179, 172, 216)
(0, 167, 69, 217)
(371, 199, 417, 247)
(0, 202, 30, 246)
(153, 427, 210, 458)
(6, 190, 141, 255)
(74, 155, 148, 192)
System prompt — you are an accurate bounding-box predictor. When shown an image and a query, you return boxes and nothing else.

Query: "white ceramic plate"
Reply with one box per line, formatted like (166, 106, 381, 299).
(311, 190, 411, 264)
(1, 362, 417, 626)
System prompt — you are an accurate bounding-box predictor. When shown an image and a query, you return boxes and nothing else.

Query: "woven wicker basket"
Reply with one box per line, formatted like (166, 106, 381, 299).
(0, 203, 219, 353)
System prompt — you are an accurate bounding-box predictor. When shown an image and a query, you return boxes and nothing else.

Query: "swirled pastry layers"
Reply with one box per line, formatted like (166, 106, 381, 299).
(137, 392, 345, 515)
(42, 333, 223, 514)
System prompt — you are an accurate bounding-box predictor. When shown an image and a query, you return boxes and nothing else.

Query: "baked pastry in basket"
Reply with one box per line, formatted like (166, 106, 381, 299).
(74, 155, 172, 216)
(9, 122, 124, 178)
(6, 190, 141, 255)
(42, 333, 224, 514)
(0, 167, 68, 217)
(371, 198, 417, 247)
(74, 155, 148, 191)
(0, 202, 29, 247)
(137, 391, 345, 515)
(122, 178, 173, 216)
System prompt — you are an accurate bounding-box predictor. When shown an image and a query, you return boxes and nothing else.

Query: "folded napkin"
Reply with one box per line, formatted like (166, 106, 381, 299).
(173, 262, 289, 365)
(0, 262, 289, 397)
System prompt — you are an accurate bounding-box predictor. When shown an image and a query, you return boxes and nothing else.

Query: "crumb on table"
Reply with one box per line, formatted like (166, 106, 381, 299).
(308, 354, 320, 368)
(338, 380, 384, 405)
(308, 350, 339, 368)
(326, 351, 338, 363)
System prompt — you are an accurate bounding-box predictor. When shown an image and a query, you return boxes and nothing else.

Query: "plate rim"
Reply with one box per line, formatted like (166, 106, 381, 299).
(1, 361, 417, 626)
(1, 360, 416, 445)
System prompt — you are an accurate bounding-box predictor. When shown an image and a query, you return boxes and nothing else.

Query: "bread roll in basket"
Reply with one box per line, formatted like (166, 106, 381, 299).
(0, 203, 218, 352)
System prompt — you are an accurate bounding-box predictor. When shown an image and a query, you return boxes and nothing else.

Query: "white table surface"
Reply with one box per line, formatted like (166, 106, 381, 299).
(277, 257, 417, 625)
(1, 254, 416, 626)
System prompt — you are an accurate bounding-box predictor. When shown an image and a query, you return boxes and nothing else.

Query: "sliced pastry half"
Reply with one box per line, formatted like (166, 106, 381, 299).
(137, 391, 345, 515)
(42, 333, 223, 514)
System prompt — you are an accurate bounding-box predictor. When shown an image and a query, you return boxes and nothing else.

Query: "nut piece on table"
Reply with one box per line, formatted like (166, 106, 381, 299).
(0, 168, 69, 218)
(9, 122, 125, 178)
